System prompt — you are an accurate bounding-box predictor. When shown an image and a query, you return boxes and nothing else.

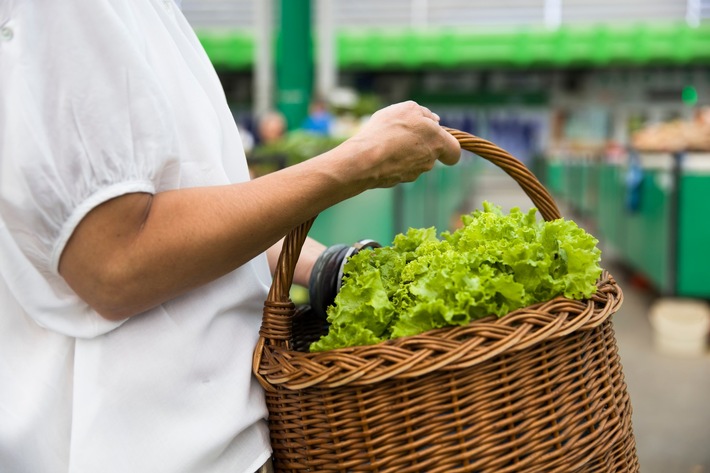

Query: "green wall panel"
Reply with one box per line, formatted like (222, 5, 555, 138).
(677, 174, 710, 297)
(545, 161, 564, 197)
(639, 170, 673, 293)
(308, 188, 396, 247)
(596, 164, 625, 254)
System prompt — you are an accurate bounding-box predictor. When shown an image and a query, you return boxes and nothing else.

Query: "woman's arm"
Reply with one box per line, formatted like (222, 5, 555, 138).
(58, 102, 460, 321)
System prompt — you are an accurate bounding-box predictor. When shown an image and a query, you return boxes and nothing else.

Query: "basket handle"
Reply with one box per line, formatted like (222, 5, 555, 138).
(256, 127, 561, 351)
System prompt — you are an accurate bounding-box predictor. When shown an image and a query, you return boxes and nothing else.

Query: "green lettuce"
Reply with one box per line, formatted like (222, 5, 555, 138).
(309, 202, 602, 352)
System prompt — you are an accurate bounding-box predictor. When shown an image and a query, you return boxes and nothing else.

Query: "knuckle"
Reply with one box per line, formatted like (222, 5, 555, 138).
(403, 100, 419, 112)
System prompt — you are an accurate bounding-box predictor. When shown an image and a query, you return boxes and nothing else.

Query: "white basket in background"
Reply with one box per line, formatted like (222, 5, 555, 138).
(650, 299, 710, 357)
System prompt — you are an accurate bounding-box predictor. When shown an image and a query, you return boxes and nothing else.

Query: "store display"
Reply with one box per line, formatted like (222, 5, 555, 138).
(632, 107, 710, 152)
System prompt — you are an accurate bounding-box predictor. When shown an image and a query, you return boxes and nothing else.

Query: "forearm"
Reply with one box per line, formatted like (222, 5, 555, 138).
(60, 141, 367, 320)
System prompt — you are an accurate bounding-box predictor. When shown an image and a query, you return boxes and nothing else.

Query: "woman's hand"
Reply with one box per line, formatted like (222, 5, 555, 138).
(345, 101, 461, 188)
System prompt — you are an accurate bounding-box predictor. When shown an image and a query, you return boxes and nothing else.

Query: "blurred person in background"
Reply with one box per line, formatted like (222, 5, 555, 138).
(256, 110, 287, 145)
(302, 98, 334, 136)
(0, 1, 460, 473)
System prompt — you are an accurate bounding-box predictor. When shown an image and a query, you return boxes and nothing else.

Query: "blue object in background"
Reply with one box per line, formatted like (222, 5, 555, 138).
(302, 109, 333, 136)
(625, 150, 644, 213)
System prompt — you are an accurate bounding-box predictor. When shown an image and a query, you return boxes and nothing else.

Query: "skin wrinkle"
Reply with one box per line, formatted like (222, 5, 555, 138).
(138, 194, 153, 232)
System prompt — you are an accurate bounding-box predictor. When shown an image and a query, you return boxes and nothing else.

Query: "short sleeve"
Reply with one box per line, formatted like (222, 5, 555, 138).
(0, 1, 181, 337)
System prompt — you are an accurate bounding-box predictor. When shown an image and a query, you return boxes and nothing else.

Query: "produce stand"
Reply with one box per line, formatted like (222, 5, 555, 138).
(620, 153, 677, 294)
(595, 162, 626, 259)
(544, 159, 566, 198)
(547, 152, 710, 299)
(551, 156, 601, 220)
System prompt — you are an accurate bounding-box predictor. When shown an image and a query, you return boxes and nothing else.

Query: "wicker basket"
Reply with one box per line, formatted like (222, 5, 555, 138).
(252, 128, 639, 473)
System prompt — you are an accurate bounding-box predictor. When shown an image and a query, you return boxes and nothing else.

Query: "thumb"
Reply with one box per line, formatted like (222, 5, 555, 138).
(437, 126, 462, 166)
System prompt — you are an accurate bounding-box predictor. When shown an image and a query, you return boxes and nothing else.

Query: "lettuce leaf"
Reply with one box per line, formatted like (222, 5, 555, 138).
(310, 202, 602, 352)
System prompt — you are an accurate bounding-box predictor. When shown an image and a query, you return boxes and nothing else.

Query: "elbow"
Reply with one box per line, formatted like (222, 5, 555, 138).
(70, 265, 150, 322)
(96, 275, 154, 321)
(93, 302, 138, 322)
(57, 192, 160, 321)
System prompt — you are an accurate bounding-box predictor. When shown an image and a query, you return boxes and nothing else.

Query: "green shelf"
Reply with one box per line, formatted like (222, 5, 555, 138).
(336, 23, 710, 69)
(196, 30, 254, 69)
(198, 22, 710, 71)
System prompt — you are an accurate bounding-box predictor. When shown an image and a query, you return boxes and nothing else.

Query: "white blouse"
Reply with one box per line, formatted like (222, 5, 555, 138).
(0, 1, 272, 471)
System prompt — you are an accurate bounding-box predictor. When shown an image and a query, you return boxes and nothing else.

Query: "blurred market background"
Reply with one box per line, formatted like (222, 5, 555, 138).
(182, 1, 709, 471)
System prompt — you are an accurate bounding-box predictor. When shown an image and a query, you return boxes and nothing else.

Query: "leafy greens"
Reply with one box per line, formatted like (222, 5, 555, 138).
(309, 202, 602, 352)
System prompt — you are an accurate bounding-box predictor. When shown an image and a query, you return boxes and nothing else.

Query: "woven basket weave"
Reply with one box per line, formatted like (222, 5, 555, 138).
(253, 128, 639, 472)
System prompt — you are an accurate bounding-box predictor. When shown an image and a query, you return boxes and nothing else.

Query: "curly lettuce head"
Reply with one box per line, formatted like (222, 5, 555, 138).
(310, 202, 602, 352)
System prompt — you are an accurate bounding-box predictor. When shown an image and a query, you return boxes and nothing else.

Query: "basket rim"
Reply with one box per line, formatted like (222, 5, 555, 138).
(254, 271, 623, 392)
